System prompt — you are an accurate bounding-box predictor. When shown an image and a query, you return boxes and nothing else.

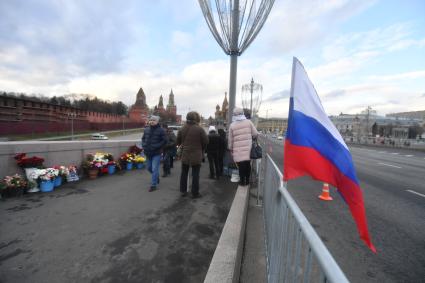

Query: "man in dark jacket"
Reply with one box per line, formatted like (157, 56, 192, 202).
(177, 111, 208, 198)
(162, 124, 177, 177)
(206, 125, 220, 179)
(142, 115, 167, 192)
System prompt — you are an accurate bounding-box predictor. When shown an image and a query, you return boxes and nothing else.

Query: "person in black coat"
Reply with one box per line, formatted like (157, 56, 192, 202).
(206, 126, 221, 179)
(217, 128, 227, 176)
(162, 124, 177, 177)
(142, 116, 167, 191)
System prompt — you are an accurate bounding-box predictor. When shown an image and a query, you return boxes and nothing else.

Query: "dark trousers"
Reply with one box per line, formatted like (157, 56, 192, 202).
(218, 152, 224, 175)
(180, 164, 201, 196)
(170, 155, 174, 168)
(163, 152, 171, 174)
(237, 160, 251, 186)
(207, 151, 219, 178)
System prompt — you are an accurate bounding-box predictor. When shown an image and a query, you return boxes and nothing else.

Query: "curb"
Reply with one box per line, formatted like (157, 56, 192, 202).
(204, 185, 250, 283)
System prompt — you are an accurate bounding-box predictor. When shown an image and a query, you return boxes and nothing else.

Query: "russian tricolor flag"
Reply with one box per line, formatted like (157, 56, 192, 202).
(284, 57, 376, 252)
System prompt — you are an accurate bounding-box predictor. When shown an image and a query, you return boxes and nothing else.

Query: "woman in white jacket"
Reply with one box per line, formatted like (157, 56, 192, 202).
(228, 107, 258, 186)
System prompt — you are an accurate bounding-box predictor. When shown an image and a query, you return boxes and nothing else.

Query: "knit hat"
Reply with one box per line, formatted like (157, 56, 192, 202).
(208, 125, 216, 132)
(149, 115, 160, 122)
(233, 107, 244, 115)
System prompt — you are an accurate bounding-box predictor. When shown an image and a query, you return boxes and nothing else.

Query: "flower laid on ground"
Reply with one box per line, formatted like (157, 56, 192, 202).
(133, 155, 146, 163)
(30, 168, 59, 181)
(120, 153, 135, 163)
(14, 153, 44, 168)
(2, 174, 27, 189)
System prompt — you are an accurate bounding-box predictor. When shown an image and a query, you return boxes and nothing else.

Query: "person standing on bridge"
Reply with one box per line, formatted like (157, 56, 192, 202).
(206, 125, 220, 179)
(142, 115, 167, 192)
(161, 124, 177, 177)
(228, 107, 258, 186)
(217, 128, 227, 177)
(177, 111, 208, 198)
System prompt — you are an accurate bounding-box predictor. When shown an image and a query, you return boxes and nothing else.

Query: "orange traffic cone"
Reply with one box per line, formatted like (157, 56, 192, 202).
(318, 183, 333, 201)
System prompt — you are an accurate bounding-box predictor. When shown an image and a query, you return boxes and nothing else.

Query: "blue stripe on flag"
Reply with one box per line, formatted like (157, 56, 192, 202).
(287, 109, 359, 185)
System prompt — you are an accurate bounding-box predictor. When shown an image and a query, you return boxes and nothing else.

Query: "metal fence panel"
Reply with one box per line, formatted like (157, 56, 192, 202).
(261, 154, 349, 283)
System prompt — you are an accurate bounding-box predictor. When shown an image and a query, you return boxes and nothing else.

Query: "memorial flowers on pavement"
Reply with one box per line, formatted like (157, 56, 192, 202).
(133, 155, 146, 163)
(30, 168, 59, 181)
(2, 174, 27, 189)
(14, 153, 44, 168)
(54, 165, 69, 177)
(120, 153, 135, 163)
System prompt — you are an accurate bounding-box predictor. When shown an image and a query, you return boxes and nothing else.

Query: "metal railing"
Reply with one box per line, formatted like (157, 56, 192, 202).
(260, 154, 349, 283)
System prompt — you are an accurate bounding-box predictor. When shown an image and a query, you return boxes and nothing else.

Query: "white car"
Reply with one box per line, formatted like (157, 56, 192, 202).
(91, 133, 108, 140)
(277, 136, 283, 140)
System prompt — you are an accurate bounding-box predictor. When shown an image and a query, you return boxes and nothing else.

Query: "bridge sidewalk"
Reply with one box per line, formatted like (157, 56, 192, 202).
(240, 187, 267, 283)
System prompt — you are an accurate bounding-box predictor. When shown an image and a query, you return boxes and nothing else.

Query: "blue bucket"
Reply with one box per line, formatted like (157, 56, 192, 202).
(54, 176, 62, 187)
(108, 165, 116, 174)
(136, 163, 144, 169)
(40, 180, 54, 192)
(126, 162, 133, 170)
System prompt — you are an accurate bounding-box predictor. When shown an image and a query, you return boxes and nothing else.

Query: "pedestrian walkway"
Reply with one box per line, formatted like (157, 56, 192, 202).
(0, 161, 238, 283)
(240, 186, 267, 283)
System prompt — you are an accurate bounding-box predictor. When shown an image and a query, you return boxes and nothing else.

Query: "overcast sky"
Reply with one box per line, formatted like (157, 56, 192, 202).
(1, 0, 424, 119)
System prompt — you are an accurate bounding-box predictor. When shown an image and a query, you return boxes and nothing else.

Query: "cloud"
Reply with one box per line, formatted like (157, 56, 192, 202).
(259, 0, 377, 54)
(324, 89, 346, 98)
(264, 90, 290, 102)
(368, 70, 425, 81)
(322, 23, 413, 60)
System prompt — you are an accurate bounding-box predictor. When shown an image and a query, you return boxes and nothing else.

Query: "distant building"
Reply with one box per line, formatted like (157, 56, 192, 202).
(386, 110, 425, 121)
(128, 87, 149, 124)
(257, 117, 288, 134)
(330, 107, 424, 140)
(212, 92, 229, 127)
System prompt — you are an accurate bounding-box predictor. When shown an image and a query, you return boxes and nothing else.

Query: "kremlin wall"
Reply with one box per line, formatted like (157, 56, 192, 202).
(0, 87, 181, 136)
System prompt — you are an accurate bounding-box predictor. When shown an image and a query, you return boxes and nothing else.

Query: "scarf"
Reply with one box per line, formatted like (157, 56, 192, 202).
(232, 114, 246, 122)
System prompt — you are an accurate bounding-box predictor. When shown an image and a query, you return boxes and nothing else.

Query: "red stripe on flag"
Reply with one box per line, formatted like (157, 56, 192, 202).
(284, 139, 376, 252)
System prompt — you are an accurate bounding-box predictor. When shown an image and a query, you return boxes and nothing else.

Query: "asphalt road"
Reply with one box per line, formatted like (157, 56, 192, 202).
(261, 135, 425, 283)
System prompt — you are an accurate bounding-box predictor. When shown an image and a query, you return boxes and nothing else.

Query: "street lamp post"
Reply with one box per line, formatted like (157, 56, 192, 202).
(198, 0, 275, 128)
(67, 112, 77, 140)
(241, 77, 263, 121)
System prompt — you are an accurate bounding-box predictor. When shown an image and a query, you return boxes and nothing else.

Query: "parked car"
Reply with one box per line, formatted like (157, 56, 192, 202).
(91, 133, 108, 140)
(277, 136, 283, 140)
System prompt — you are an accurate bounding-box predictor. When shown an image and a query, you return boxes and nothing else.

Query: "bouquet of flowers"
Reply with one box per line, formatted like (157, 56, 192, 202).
(133, 155, 146, 163)
(3, 174, 27, 189)
(83, 153, 109, 170)
(30, 168, 59, 182)
(54, 165, 70, 177)
(120, 153, 135, 163)
(67, 165, 79, 182)
(1, 174, 27, 197)
(14, 153, 44, 168)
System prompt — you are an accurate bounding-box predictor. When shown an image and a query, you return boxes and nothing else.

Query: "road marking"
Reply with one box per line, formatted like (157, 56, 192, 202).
(405, 155, 414, 157)
(406, 190, 425, 198)
(379, 151, 387, 153)
(378, 162, 402, 169)
(391, 152, 399, 155)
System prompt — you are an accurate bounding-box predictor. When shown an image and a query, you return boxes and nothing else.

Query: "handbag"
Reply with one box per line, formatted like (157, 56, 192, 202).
(250, 138, 262, 159)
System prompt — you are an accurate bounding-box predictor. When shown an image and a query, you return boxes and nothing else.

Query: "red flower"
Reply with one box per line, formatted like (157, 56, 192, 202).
(15, 153, 45, 168)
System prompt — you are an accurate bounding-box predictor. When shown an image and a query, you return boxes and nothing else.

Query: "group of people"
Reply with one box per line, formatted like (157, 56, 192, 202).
(141, 107, 258, 198)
